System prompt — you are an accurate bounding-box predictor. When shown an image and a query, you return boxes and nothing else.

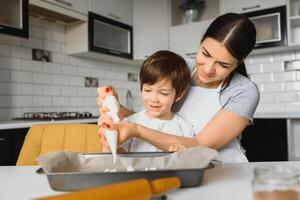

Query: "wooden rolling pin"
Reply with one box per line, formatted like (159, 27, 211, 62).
(34, 177, 181, 200)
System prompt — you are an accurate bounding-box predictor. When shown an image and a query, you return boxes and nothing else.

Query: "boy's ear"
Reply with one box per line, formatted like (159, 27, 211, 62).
(175, 90, 185, 102)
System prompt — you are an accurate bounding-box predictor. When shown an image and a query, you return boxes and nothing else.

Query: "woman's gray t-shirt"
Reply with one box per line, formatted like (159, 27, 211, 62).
(174, 59, 260, 122)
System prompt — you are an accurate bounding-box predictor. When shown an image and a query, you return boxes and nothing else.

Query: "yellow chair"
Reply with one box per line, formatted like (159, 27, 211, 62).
(16, 124, 102, 166)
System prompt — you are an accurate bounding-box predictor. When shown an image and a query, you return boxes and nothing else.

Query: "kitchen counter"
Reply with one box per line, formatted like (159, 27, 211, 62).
(254, 112, 300, 118)
(1, 161, 300, 200)
(0, 118, 98, 130)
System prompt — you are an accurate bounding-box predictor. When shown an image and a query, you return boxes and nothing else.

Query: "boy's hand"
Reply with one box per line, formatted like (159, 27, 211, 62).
(168, 143, 187, 152)
(111, 121, 138, 144)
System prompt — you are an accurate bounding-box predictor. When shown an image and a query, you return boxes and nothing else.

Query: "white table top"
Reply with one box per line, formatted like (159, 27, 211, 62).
(1, 161, 300, 200)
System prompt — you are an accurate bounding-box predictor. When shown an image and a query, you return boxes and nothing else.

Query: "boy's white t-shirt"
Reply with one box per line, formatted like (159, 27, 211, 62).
(121, 109, 195, 152)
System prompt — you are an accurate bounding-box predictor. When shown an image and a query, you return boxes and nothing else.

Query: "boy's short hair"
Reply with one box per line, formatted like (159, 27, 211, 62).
(140, 50, 191, 99)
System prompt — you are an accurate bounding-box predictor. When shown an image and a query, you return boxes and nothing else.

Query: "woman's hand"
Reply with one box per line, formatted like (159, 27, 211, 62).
(168, 144, 187, 152)
(96, 85, 119, 108)
(98, 116, 113, 152)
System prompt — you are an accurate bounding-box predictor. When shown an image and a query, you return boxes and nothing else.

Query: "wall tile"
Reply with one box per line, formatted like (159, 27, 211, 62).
(69, 56, 85, 66)
(33, 96, 51, 107)
(0, 44, 10, 56)
(78, 67, 92, 77)
(53, 75, 69, 85)
(263, 82, 285, 93)
(286, 82, 300, 91)
(0, 69, 10, 82)
(11, 96, 33, 107)
(70, 97, 85, 106)
(262, 62, 284, 73)
(245, 63, 262, 74)
(0, 96, 11, 107)
(42, 40, 60, 52)
(52, 53, 69, 64)
(61, 64, 77, 75)
(0, 83, 22, 95)
(258, 103, 285, 113)
(273, 71, 296, 82)
(22, 60, 43, 72)
(0, 56, 21, 70)
(11, 46, 31, 59)
(286, 102, 300, 112)
(52, 31, 65, 43)
(29, 16, 42, 26)
(251, 54, 273, 64)
(250, 73, 273, 83)
(259, 93, 274, 103)
(33, 73, 52, 84)
(53, 96, 69, 106)
(10, 71, 32, 83)
(22, 37, 42, 49)
(43, 85, 60, 96)
(273, 52, 295, 62)
(274, 92, 297, 102)
(32, 26, 52, 40)
(22, 84, 43, 95)
(69, 76, 83, 86)
(43, 62, 61, 74)
(61, 86, 77, 96)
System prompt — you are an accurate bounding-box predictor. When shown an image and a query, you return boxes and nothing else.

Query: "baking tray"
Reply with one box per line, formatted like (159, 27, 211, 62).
(37, 152, 213, 191)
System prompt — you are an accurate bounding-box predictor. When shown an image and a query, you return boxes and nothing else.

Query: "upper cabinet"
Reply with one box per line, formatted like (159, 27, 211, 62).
(169, 0, 217, 58)
(29, 0, 88, 22)
(219, 0, 286, 14)
(0, 0, 28, 38)
(133, 0, 169, 60)
(89, 0, 132, 25)
(39, 0, 87, 14)
(169, 20, 211, 58)
(288, 0, 300, 46)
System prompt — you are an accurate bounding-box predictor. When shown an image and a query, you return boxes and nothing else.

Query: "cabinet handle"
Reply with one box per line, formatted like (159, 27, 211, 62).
(54, 0, 73, 7)
(185, 52, 197, 57)
(0, 138, 5, 142)
(242, 5, 261, 11)
(108, 50, 122, 55)
(108, 13, 121, 21)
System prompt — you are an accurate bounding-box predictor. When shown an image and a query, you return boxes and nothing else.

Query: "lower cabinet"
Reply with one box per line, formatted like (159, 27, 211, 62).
(241, 118, 288, 162)
(0, 128, 28, 166)
(287, 119, 300, 161)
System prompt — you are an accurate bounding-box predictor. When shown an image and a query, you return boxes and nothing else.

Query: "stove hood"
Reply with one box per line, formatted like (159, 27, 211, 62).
(29, 0, 87, 23)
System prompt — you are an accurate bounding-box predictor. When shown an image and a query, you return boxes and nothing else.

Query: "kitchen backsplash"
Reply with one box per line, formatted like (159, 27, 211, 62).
(246, 50, 300, 115)
(1, 16, 300, 121)
(0, 16, 142, 120)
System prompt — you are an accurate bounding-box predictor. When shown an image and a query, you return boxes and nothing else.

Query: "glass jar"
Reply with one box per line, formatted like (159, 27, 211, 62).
(252, 165, 300, 200)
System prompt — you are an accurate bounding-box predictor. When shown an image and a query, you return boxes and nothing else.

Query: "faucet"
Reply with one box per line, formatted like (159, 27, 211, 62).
(126, 90, 133, 111)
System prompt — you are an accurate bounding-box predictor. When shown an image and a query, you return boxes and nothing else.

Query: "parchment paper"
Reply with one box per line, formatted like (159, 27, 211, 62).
(37, 146, 218, 173)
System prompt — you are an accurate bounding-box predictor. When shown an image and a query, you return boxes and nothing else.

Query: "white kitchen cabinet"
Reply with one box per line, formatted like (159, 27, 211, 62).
(89, 0, 132, 25)
(133, 0, 169, 60)
(41, 0, 88, 14)
(219, 0, 286, 14)
(288, 0, 300, 46)
(29, 0, 88, 22)
(169, 20, 211, 58)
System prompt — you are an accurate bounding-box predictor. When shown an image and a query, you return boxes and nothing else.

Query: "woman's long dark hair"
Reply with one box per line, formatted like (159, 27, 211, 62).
(201, 13, 256, 78)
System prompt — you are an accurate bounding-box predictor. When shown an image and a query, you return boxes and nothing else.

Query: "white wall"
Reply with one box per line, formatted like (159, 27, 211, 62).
(246, 50, 300, 114)
(0, 16, 142, 120)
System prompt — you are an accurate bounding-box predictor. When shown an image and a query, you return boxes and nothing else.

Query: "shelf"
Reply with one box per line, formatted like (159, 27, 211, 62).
(170, 0, 219, 27)
(289, 0, 300, 17)
(290, 15, 300, 20)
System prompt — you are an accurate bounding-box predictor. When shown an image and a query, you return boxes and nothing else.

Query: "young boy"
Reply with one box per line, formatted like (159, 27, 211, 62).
(99, 50, 195, 152)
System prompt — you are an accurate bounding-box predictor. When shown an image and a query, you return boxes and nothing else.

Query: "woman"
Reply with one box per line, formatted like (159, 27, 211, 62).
(97, 13, 260, 162)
